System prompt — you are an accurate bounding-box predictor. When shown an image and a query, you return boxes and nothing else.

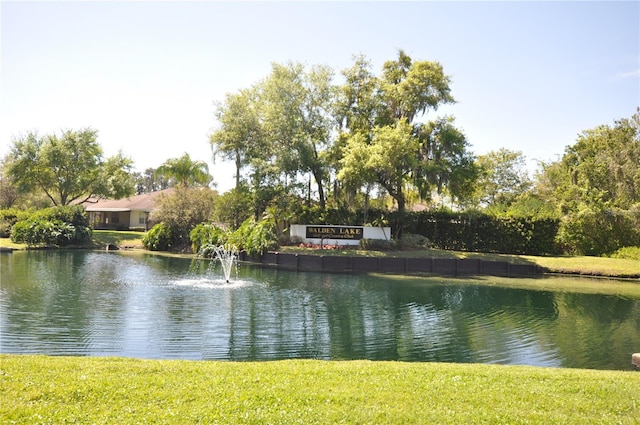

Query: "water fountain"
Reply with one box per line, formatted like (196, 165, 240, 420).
(201, 244, 239, 283)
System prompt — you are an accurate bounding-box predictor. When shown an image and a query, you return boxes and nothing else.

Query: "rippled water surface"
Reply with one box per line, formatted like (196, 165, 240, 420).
(1, 251, 639, 370)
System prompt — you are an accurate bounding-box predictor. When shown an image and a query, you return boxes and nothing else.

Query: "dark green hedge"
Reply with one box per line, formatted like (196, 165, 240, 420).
(296, 208, 560, 256)
(397, 211, 559, 255)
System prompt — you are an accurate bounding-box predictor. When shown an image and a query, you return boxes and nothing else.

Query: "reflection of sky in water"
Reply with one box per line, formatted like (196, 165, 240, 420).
(1, 251, 637, 370)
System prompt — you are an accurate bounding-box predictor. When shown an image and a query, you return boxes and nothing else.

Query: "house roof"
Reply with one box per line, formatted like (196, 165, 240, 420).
(83, 189, 174, 212)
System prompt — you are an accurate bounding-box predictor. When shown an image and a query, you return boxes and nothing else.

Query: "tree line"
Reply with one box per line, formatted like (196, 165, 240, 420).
(1, 50, 639, 256)
(210, 51, 478, 237)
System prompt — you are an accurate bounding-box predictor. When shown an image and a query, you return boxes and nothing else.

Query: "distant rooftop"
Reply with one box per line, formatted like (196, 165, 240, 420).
(82, 188, 174, 212)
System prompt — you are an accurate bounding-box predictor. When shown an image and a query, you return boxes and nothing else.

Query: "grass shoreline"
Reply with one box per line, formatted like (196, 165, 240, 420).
(1, 355, 639, 424)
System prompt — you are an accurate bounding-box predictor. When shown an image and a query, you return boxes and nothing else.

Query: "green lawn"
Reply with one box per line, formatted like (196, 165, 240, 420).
(1, 355, 638, 424)
(90, 229, 145, 249)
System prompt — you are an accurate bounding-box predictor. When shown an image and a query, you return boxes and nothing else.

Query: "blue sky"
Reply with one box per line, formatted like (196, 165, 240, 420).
(2, 1, 638, 193)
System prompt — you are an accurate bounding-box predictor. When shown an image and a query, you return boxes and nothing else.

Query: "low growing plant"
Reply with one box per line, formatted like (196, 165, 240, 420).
(228, 216, 279, 258)
(360, 238, 391, 251)
(0, 208, 31, 238)
(143, 223, 173, 251)
(189, 223, 228, 253)
(609, 246, 640, 260)
(10, 205, 92, 246)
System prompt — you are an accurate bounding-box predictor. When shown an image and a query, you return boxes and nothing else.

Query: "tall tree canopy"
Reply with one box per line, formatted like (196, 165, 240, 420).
(473, 148, 532, 207)
(377, 50, 454, 125)
(260, 62, 335, 209)
(132, 167, 171, 194)
(155, 153, 212, 188)
(536, 109, 640, 212)
(336, 51, 475, 233)
(210, 87, 264, 190)
(208, 50, 477, 229)
(533, 110, 640, 255)
(5, 128, 134, 206)
(339, 120, 417, 215)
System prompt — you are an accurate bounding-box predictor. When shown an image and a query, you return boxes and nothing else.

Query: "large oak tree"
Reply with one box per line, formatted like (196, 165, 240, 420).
(337, 51, 476, 234)
(6, 128, 134, 206)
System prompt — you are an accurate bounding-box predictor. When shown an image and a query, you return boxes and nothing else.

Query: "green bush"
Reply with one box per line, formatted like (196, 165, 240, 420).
(360, 238, 391, 251)
(228, 217, 279, 258)
(212, 186, 253, 229)
(0, 208, 30, 238)
(189, 223, 228, 253)
(245, 218, 278, 258)
(557, 207, 640, 255)
(398, 233, 431, 249)
(150, 187, 217, 250)
(143, 223, 173, 251)
(10, 205, 92, 246)
(609, 246, 640, 260)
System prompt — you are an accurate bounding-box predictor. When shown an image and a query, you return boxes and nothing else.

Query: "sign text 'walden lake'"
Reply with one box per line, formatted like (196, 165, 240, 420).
(305, 226, 364, 240)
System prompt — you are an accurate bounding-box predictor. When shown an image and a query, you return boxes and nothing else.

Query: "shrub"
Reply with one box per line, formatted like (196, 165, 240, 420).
(396, 210, 560, 255)
(190, 223, 227, 253)
(245, 218, 279, 258)
(10, 205, 92, 246)
(150, 187, 217, 249)
(557, 207, 640, 255)
(359, 238, 391, 251)
(212, 186, 253, 229)
(609, 246, 640, 260)
(143, 223, 173, 251)
(398, 233, 431, 249)
(228, 217, 279, 258)
(0, 208, 30, 238)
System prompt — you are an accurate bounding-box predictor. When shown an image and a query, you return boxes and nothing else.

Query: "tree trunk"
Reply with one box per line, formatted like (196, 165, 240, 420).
(396, 190, 405, 239)
(234, 150, 241, 190)
(312, 169, 325, 210)
(382, 179, 405, 239)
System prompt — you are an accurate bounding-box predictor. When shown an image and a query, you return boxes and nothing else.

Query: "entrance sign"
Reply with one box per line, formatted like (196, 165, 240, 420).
(291, 224, 391, 246)
(306, 226, 363, 240)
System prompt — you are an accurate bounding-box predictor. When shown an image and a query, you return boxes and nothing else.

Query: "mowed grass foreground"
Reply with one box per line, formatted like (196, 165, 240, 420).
(1, 355, 639, 424)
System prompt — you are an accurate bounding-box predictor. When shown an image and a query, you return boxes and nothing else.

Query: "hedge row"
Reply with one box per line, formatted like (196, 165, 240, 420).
(399, 212, 560, 255)
(299, 208, 560, 256)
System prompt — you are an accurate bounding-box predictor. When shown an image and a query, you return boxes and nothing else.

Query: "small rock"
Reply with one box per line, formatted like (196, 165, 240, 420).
(633, 353, 640, 368)
(105, 244, 119, 251)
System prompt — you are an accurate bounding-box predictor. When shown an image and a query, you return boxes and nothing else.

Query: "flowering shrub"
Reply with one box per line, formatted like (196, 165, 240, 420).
(297, 242, 352, 250)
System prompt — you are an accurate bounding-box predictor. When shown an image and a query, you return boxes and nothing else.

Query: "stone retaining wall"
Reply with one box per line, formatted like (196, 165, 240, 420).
(239, 252, 543, 277)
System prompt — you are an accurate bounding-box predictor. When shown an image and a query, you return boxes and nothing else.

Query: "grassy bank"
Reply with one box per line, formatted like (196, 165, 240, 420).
(280, 246, 640, 279)
(90, 229, 145, 249)
(1, 355, 638, 424)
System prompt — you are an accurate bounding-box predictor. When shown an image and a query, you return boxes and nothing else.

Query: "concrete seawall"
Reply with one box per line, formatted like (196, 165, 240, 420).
(239, 251, 543, 277)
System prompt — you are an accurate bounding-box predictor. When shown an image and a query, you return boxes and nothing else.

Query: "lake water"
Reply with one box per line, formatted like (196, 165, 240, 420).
(1, 251, 638, 370)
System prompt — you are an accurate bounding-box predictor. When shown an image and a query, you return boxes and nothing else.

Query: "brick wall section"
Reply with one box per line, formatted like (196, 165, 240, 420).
(239, 252, 542, 277)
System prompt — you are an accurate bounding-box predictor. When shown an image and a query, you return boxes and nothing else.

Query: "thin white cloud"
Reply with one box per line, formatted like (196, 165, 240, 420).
(615, 68, 640, 80)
